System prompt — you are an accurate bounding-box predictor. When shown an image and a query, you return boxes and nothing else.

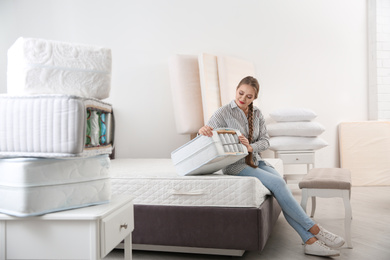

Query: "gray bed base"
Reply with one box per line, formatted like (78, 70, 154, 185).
(125, 195, 281, 256)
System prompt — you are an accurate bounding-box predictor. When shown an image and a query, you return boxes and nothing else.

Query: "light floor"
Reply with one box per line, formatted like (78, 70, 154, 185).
(105, 186, 390, 260)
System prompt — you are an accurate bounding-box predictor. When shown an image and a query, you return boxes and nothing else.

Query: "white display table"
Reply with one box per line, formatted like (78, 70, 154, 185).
(0, 196, 134, 260)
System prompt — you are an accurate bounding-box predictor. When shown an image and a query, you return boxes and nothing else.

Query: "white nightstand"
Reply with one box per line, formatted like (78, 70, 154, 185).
(0, 195, 134, 260)
(275, 150, 315, 182)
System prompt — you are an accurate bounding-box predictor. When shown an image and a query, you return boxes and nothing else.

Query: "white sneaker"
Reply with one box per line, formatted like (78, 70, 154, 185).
(316, 225, 345, 248)
(304, 240, 340, 257)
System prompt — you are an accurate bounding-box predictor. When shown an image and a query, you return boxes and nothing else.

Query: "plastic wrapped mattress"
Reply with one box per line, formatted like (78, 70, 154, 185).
(0, 94, 114, 158)
(171, 128, 248, 175)
(0, 155, 111, 217)
(7, 37, 112, 100)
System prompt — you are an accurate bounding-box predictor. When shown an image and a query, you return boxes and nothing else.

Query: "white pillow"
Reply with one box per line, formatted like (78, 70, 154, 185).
(267, 122, 325, 137)
(269, 136, 328, 151)
(270, 108, 317, 122)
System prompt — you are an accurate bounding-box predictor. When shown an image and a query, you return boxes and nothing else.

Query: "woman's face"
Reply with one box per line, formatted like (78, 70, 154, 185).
(235, 84, 257, 110)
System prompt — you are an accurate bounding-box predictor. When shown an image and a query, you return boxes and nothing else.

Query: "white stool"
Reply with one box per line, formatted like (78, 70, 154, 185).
(299, 168, 353, 248)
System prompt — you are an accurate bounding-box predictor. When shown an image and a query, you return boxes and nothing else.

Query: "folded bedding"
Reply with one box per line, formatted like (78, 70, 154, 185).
(110, 158, 284, 208)
(0, 94, 114, 158)
(0, 155, 111, 217)
(171, 128, 248, 175)
(7, 37, 112, 99)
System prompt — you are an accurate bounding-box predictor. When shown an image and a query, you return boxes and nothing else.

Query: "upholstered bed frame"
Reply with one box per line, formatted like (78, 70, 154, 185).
(130, 197, 281, 256)
(117, 54, 281, 256)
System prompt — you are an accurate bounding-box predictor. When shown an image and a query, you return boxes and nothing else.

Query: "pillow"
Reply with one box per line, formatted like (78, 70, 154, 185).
(270, 108, 317, 122)
(267, 122, 325, 137)
(268, 136, 328, 151)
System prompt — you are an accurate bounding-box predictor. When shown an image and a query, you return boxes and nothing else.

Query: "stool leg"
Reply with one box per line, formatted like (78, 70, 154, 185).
(342, 190, 353, 248)
(301, 189, 309, 214)
(310, 196, 316, 218)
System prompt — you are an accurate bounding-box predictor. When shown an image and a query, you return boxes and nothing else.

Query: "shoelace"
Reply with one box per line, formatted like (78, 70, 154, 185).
(319, 230, 337, 242)
(316, 241, 328, 248)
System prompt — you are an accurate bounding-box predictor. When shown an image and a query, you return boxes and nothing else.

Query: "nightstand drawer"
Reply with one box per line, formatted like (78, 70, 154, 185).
(277, 152, 314, 164)
(101, 202, 134, 257)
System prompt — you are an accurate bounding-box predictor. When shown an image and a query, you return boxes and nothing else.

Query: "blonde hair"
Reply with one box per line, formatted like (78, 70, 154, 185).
(237, 76, 259, 168)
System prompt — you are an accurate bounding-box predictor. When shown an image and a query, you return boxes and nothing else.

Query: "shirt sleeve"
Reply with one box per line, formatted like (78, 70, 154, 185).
(251, 110, 270, 153)
(206, 107, 228, 130)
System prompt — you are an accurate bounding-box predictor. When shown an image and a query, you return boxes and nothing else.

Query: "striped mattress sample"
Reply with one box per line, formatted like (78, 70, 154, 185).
(0, 94, 114, 158)
(171, 128, 248, 176)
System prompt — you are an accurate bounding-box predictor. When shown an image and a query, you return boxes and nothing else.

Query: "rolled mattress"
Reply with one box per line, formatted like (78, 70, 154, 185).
(0, 155, 111, 217)
(0, 94, 114, 158)
(7, 37, 112, 99)
(171, 128, 248, 175)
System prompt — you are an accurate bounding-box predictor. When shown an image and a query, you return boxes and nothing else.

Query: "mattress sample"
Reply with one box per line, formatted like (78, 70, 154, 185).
(110, 158, 284, 208)
(168, 54, 204, 134)
(7, 37, 112, 100)
(171, 128, 248, 176)
(217, 56, 256, 106)
(0, 155, 111, 217)
(339, 121, 390, 186)
(198, 53, 222, 123)
(0, 94, 114, 158)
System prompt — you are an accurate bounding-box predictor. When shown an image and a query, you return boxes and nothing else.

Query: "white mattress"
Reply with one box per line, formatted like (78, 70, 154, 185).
(168, 54, 204, 134)
(171, 128, 248, 176)
(110, 158, 284, 208)
(0, 155, 111, 217)
(0, 94, 114, 158)
(7, 37, 112, 100)
(339, 121, 390, 186)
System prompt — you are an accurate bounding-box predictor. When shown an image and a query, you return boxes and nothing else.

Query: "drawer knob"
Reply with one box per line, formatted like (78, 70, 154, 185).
(296, 158, 299, 160)
(120, 223, 128, 230)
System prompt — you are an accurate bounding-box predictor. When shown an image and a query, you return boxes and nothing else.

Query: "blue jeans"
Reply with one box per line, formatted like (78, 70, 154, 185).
(237, 160, 315, 242)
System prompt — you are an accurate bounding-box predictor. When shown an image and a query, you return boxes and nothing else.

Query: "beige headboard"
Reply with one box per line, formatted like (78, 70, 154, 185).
(169, 53, 256, 135)
(339, 121, 390, 186)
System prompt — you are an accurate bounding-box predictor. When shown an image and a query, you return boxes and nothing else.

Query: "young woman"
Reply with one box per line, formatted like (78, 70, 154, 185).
(198, 76, 345, 257)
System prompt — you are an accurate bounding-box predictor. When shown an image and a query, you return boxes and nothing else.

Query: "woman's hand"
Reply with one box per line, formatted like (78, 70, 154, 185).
(238, 134, 253, 152)
(198, 125, 214, 137)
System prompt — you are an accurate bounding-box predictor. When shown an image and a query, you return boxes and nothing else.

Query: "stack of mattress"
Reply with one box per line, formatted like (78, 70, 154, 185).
(0, 37, 114, 217)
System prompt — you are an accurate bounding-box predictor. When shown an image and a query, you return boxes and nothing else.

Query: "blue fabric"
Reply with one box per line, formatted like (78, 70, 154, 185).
(238, 160, 315, 242)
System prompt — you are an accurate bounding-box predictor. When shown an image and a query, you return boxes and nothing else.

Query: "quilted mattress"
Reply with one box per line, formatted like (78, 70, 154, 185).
(0, 94, 114, 158)
(0, 155, 111, 217)
(171, 128, 248, 175)
(7, 37, 112, 100)
(110, 158, 284, 208)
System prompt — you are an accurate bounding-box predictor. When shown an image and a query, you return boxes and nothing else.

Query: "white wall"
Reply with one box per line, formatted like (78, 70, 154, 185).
(0, 0, 368, 168)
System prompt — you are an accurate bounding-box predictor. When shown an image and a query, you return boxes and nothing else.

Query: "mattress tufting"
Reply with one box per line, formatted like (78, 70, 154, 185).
(0, 155, 111, 217)
(110, 158, 284, 208)
(7, 37, 112, 100)
(0, 94, 114, 158)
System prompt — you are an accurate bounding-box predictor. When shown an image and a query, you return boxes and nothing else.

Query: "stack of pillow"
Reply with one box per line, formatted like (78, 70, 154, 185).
(0, 37, 114, 217)
(267, 108, 328, 151)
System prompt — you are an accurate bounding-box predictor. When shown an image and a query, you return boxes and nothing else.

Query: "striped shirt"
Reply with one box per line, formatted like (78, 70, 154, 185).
(207, 100, 270, 175)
